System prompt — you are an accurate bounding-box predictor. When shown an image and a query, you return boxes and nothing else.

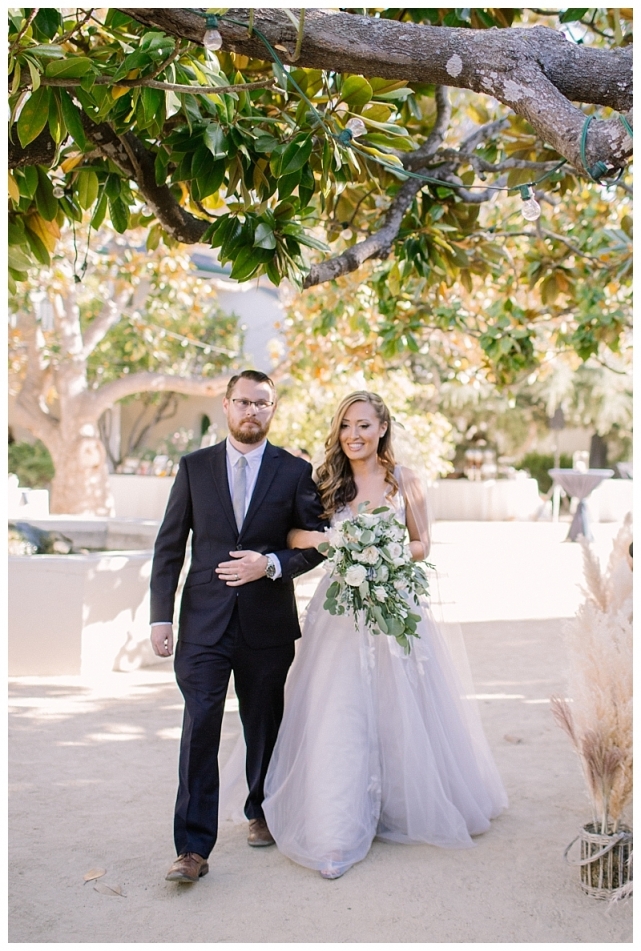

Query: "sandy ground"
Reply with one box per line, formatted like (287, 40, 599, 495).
(9, 520, 632, 944)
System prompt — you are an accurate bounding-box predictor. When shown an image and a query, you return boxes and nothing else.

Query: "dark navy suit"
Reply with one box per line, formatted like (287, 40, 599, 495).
(150, 439, 326, 857)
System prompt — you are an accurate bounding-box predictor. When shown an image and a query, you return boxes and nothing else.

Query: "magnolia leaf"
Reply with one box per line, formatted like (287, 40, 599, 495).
(44, 56, 94, 79)
(339, 75, 373, 109)
(203, 124, 228, 159)
(8, 246, 35, 271)
(93, 882, 126, 897)
(361, 103, 392, 123)
(58, 89, 87, 149)
(17, 87, 51, 148)
(75, 169, 100, 210)
(253, 223, 277, 250)
(8, 173, 20, 204)
(83, 867, 106, 883)
(278, 138, 313, 178)
(35, 167, 58, 221)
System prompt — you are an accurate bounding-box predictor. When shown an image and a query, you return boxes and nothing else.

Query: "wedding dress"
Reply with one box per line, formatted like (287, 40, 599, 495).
(260, 479, 508, 877)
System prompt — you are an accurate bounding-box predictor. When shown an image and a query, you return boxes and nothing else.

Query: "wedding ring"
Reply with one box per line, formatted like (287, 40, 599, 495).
(235, 573, 239, 580)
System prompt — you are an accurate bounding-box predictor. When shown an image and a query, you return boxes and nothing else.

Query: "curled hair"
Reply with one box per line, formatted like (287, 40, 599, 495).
(317, 391, 398, 518)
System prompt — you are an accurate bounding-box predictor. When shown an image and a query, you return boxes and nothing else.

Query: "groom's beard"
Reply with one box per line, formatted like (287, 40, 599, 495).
(227, 417, 271, 445)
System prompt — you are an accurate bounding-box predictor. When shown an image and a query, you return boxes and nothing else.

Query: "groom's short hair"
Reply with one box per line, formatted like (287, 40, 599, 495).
(226, 369, 276, 399)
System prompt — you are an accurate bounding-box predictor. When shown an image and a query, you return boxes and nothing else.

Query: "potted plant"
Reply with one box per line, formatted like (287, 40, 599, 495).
(551, 514, 632, 900)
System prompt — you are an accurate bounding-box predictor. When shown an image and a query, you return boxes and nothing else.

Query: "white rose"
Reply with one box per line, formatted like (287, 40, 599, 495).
(394, 579, 406, 590)
(387, 542, 403, 559)
(328, 527, 344, 547)
(377, 564, 389, 582)
(374, 586, 387, 602)
(360, 513, 378, 528)
(345, 564, 368, 586)
(361, 545, 380, 565)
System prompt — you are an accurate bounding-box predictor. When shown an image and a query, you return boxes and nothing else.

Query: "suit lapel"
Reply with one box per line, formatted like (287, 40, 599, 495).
(209, 440, 238, 536)
(240, 442, 281, 536)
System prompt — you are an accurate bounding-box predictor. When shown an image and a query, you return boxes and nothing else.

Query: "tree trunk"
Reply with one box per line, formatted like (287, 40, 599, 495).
(48, 434, 115, 517)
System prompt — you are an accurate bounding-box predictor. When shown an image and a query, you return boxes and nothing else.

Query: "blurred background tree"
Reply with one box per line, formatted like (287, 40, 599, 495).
(9, 226, 240, 513)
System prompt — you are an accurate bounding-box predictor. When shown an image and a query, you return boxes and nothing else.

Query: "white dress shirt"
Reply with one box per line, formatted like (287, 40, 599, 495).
(225, 438, 268, 519)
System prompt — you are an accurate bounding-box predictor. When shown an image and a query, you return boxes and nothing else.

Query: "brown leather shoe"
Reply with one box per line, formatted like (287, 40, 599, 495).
(247, 818, 275, 847)
(165, 852, 209, 882)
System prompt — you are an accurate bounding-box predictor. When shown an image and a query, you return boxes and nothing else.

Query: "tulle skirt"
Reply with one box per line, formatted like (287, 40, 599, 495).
(261, 573, 508, 875)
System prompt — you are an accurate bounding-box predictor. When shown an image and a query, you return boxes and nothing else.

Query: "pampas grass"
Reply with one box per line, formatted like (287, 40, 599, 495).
(550, 514, 633, 834)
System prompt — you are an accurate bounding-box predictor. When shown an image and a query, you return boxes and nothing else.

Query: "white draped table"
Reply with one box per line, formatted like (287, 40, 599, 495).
(426, 478, 541, 521)
(548, 468, 614, 541)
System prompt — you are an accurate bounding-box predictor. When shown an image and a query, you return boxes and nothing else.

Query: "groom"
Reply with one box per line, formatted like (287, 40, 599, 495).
(149, 370, 326, 883)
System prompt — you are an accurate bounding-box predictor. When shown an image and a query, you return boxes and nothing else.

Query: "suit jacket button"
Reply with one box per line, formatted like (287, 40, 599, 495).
(236, 544, 242, 549)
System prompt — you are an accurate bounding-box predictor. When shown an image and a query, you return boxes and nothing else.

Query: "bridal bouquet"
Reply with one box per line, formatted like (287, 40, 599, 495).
(318, 504, 432, 653)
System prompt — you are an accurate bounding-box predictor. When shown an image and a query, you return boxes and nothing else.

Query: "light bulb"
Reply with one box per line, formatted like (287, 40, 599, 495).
(345, 117, 367, 139)
(520, 187, 541, 221)
(203, 28, 223, 50)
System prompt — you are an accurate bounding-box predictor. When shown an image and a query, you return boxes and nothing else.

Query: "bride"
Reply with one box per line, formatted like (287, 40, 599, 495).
(261, 391, 508, 879)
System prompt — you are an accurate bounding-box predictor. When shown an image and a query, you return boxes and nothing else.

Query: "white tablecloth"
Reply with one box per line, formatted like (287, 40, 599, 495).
(585, 479, 633, 523)
(426, 479, 541, 521)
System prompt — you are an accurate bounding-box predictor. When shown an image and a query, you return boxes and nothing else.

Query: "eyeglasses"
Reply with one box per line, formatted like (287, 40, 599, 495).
(231, 398, 274, 412)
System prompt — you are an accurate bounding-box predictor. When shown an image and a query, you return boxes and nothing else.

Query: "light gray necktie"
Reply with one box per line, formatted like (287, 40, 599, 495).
(232, 455, 248, 530)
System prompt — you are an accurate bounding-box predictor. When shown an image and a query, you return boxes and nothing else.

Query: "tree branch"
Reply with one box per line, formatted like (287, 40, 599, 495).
(79, 114, 209, 244)
(123, 9, 633, 120)
(56, 8, 94, 46)
(81, 289, 131, 358)
(9, 8, 39, 53)
(87, 370, 230, 419)
(34, 75, 276, 96)
(9, 125, 57, 168)
(304, 86, 452, 288)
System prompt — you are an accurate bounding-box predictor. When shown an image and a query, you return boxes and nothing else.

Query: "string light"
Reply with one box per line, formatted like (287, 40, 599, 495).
(345, 117, 367, 138)
(201, 12, 223, 50)
(191, 10, 630, 210)
(520, 186, 541, 221)
(203, 27, 223, 50)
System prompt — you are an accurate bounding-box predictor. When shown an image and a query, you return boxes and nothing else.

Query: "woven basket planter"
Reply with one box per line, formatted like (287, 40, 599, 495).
(564, 823, 632, 899)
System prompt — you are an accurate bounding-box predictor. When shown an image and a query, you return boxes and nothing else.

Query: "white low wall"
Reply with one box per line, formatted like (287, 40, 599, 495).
(15, 515, 160, 551)
(9, 550, 160, 677)
(8, 516, 178, 678)
(109, 475, 174, 520)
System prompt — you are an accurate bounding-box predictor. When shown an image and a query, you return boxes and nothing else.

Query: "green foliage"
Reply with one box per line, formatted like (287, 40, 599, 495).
(7, 7, 632, 383)
(269, 370, 455, 481)
(515, 452, 573, 494)
(8, 440, 55, 488)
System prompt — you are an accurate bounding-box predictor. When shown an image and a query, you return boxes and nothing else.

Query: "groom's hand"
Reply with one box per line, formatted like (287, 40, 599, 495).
(151, 623, 174, 657)
(216, 550, 269, 586)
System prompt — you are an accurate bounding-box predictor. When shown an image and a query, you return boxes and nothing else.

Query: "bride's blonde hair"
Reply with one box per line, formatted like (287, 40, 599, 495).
(317, 391, 398, 518)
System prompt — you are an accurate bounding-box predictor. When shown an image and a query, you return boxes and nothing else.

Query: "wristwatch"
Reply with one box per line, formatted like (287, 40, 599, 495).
(264, 554, 277, 580)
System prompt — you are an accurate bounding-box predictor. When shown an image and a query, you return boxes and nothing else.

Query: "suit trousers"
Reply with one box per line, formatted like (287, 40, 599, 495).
(173, 605, 295, 858)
